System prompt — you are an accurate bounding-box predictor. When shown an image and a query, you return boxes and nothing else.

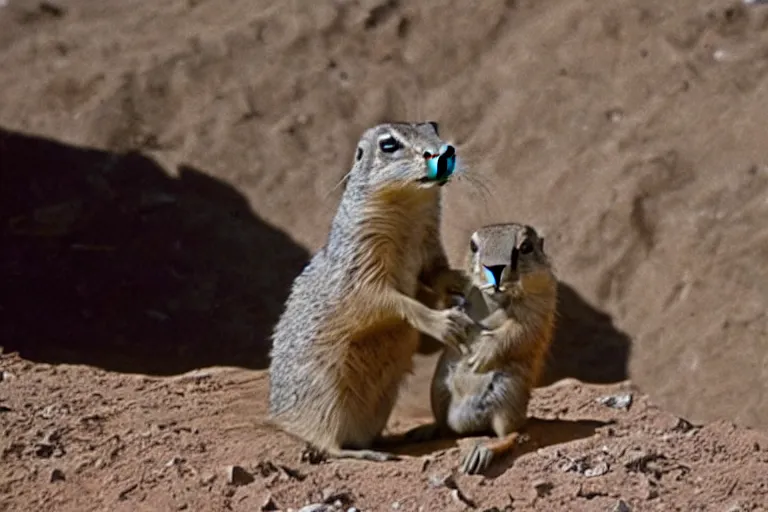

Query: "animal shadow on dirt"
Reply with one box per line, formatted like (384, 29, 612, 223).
(484, 417, 612, 478)
(386, 417, 610, 474)
(543, 281, 631, 385)
(0, 127, 309, 375)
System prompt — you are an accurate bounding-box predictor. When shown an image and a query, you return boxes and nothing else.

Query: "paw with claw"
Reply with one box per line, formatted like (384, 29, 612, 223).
(460, 442, 495, 475)
(427, 307, 474, 355)
(466, 332, 500, 373)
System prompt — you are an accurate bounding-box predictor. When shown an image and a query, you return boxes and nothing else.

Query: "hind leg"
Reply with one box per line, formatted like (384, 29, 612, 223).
(460, 414, 525, 475)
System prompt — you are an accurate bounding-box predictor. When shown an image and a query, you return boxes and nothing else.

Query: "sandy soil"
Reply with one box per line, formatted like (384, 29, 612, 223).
(2, 0, 768, 510)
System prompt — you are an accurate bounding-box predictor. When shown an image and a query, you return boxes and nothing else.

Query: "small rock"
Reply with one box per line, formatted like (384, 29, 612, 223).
(321, 488, 353, 506)
(624, 451, 667, 478)
(613, 500, 631, 512)
(561, 456, 589, 474)
(391, 502, 401, 510)
(347, 508, 360, 512)
(200, 472, 216, 486)
(226, 465, 254, 486)
(532, 480, 554, 497)
(584, 461, 610, 478)
(596, 393, 633, 410)
(450, 488, 477, 509)
(298, 505, 333, 512)
(428, 473, 457, 489)
(255, 460, 280, 477)
(261, 494, 280, 511)
(166, 456, 183, 467)
(671, 418, 696, 433)
(50, 469, 66, 482)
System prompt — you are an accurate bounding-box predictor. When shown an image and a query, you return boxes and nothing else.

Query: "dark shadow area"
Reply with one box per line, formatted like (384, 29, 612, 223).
(484, 417, 612, 479)
(540, 281, 632, 385)
(382, 417, 611, 468)
(417, 280, 631, 385)
(0, 127, 309, 375)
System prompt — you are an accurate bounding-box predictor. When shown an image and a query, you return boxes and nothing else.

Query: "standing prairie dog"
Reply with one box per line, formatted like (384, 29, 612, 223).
(268, 122, 474, 463)
(408, 223, 558, 475)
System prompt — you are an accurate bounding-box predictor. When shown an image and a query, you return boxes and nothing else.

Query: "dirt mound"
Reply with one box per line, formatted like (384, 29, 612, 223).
(2, 0, 768, 510)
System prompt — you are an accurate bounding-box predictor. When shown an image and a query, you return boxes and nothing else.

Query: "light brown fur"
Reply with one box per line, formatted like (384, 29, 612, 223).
(268, 122, 473, 462)
(406, 223, 557, 474)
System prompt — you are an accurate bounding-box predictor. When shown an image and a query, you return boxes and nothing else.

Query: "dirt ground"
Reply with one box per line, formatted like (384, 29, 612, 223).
(2, 0, 768, 510)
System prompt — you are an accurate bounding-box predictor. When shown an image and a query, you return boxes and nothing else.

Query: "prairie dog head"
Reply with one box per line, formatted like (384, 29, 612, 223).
(466, 223, 553, 298)
(344, 122, 462, 193)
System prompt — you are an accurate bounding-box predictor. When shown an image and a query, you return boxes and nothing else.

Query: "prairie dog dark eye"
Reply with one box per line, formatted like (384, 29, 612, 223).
(470, 239, 479, 253)
(356, 147, 363, 161)
(378, 136, 402, 153)
(519, 239, 534, 255)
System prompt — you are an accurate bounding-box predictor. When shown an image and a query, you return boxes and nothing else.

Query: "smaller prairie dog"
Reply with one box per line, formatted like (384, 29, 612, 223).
(409, 223, 558, 475)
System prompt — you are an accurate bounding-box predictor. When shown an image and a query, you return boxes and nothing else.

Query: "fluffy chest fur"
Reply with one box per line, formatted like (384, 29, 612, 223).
(356, 185, 440, 297)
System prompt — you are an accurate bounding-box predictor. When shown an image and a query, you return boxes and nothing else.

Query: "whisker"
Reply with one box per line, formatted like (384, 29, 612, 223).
(450, 157, 499, 218)
(328, 168, 353, 197)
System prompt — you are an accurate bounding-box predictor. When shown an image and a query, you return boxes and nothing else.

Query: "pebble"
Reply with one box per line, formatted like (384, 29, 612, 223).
(226, 465, 254, 486)
(584, 461, 610, 478)
(298, 505, 334, 512)
(261, 494, 279, 511)
(428, 473, 456, 489)
(596, 393, 633, 410)
(613, 500, 631, 512)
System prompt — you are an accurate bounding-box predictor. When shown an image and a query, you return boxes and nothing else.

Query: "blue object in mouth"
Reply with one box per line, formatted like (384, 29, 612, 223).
(482, 266, 497, 288)
(426, 144, 456, 181)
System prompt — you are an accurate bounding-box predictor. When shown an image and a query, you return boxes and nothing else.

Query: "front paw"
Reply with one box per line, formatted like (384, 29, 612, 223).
(466, 334, 497, 373)
(430, 307, 473, 354)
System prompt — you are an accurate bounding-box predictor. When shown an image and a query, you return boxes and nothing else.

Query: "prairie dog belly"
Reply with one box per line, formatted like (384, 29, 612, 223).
(443, 363, 529, 435)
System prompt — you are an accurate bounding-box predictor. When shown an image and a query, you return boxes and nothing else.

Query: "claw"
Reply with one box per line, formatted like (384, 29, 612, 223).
(460, 443, 494, 475)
